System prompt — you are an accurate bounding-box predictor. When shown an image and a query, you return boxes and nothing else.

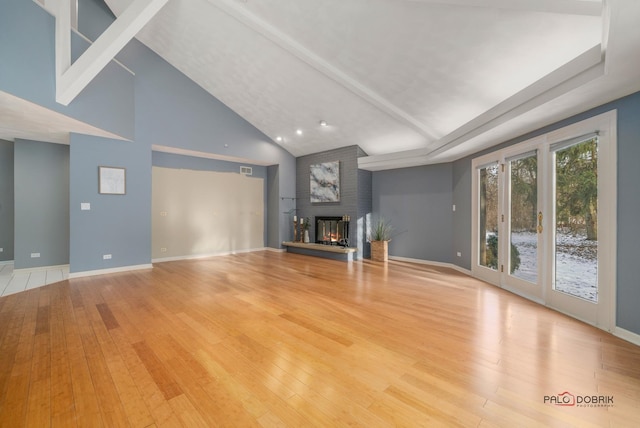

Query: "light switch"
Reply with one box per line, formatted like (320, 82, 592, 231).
(81, 202, 91, 210)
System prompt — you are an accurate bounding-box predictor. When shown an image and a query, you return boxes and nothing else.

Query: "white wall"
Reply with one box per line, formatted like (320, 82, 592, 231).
(152, 167, 264, 259)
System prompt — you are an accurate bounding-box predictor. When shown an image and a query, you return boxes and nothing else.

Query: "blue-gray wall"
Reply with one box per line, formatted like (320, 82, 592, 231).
(152, 151, 269, 244)
(452, 91, 640, 335)
(452, 160, 472, 268)
(0, 0, 135, 140)
(267, 165, 284, 247)
(69, 134, 151, 272)
(357, 168, 373, 259)
(0, 140, 15, 262)
(79, 0, 296, 248)
(14, 139, 69, 269)
(1, 0, 295, 274)
(373, 164, 453, 263)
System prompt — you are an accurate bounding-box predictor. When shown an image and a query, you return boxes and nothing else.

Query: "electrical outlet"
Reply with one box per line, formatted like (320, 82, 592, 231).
(457, 252, 462, 257)
(81, 202, 91, 210)
(31, 252, 40, 258)
(0, 248, 3, 253)
(160, 211, 167, 217)
(452, 204, 456, 212)
(160, 247, 167, 252)
(103, 254, 112, 260)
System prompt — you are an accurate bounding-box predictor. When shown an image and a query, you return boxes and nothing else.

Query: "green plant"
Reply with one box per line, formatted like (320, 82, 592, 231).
(302, 217, 310, 231)
(486, 234, 521, 273)
(370, 218, 392, 241)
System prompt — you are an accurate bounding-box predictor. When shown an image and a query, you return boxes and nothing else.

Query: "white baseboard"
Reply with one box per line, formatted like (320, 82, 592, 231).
(69, 264, 153, 279)
(613, 326, 640, 347)
(13, 264, 70, 275)
(266, 247, 286, 253)
(389, 256, 472, 276)
(152, 247, 268, 263)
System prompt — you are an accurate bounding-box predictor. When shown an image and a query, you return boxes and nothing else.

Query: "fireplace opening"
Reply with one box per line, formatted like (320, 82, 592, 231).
(315, 216, 350, 247)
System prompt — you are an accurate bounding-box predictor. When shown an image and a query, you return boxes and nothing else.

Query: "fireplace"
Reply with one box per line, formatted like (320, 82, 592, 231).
(315, 216, 351, 247)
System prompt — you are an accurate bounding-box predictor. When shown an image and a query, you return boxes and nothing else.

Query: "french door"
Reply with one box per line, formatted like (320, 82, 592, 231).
(471, 111, 616, 330)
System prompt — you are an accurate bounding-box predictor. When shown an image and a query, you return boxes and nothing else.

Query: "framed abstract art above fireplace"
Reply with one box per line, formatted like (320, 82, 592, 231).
(310, 161, 340, 203)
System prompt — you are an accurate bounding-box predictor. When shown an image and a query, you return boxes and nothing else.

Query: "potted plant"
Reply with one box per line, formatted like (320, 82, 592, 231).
(369, 218, 392, 261)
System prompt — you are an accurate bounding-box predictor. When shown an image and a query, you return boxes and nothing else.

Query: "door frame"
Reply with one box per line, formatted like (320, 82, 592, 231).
(470, 110, 617, 332)
(543, 111, 617, 331)
(500, 137, 545, 303)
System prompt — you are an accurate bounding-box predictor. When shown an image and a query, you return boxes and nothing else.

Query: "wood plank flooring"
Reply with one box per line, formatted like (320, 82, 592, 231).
(1, 251, 639, 427)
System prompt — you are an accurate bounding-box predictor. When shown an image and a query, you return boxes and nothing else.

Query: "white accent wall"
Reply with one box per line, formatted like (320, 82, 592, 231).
(152, 167, 264, 259)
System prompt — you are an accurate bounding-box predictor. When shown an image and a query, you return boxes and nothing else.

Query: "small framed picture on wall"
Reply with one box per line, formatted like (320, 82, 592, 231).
(98, 166, 126, 195)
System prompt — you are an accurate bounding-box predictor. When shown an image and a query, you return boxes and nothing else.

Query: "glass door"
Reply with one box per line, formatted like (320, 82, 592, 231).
(472, 160, 500, 285)
(471, 110, 616, 331)
(546, 136, 600, 323)
(502, 150, 542, 300)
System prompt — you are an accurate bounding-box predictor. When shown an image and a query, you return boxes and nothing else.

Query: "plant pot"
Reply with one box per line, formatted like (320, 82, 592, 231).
(370, 240, 388, 261)
(304, 230, 310, 243)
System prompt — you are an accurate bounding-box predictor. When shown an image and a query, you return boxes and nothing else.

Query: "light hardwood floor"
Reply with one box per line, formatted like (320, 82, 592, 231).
(0, 251, 639, 427)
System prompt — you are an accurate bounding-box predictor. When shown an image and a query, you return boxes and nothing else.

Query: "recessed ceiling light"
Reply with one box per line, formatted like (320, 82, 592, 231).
(319, 120, 328, 127)
(275, 136, 283, 142)
(296, 129, 303, 135)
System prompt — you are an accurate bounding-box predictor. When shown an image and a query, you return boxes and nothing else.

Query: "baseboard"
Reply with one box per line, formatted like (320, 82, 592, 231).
(613, 326, 640, 347)
(503, 284, 545, 305)
(152, 247, 268, 263)
(13, 264, 70, 275)
(389, 256, 472, 276)
(0, 260, 14, 266)
(265, 247, 286, 253)
(68, 264, 153, 279)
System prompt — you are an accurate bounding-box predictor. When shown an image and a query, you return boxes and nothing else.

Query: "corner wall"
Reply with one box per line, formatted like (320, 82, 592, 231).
(0, 140, 14, 262)
(14, 139, 70, 269)
(373, 163, 453, 263)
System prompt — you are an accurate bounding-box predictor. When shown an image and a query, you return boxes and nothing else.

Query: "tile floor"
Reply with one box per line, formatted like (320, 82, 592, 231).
(0, 262, 69, 297)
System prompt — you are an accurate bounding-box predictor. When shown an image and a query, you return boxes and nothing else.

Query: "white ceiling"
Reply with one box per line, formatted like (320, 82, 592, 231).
(3, 0, 640, 170)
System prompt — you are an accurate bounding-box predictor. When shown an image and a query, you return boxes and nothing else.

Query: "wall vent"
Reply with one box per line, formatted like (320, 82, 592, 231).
(240, 166, 253, 176)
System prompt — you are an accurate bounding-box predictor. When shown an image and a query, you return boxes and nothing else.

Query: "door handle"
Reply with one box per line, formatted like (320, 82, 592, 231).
(537, 211, 543, 233)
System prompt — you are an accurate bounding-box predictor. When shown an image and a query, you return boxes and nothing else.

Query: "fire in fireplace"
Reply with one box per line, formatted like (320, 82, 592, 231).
(315, 216, 351, 247)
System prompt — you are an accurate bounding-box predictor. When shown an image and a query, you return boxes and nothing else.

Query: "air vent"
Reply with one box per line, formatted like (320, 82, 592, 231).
(240, 166, 253, 176)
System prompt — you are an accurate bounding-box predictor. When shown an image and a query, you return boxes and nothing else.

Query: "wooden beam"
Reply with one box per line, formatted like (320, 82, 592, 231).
(56, 0, 169, 106)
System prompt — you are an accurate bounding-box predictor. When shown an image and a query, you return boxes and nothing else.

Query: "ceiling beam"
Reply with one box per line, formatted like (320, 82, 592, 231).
(358, 45, 604, 170)
(55, 0, 71, 85)
(401, 0, 602, 16)
(206, 0, 439, 141)
(56, 0, 169, 106)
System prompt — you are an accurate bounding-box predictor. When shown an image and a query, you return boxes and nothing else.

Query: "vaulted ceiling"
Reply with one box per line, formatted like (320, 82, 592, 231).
(2, 0, 640, 170)
(102, 0, 640, 169)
